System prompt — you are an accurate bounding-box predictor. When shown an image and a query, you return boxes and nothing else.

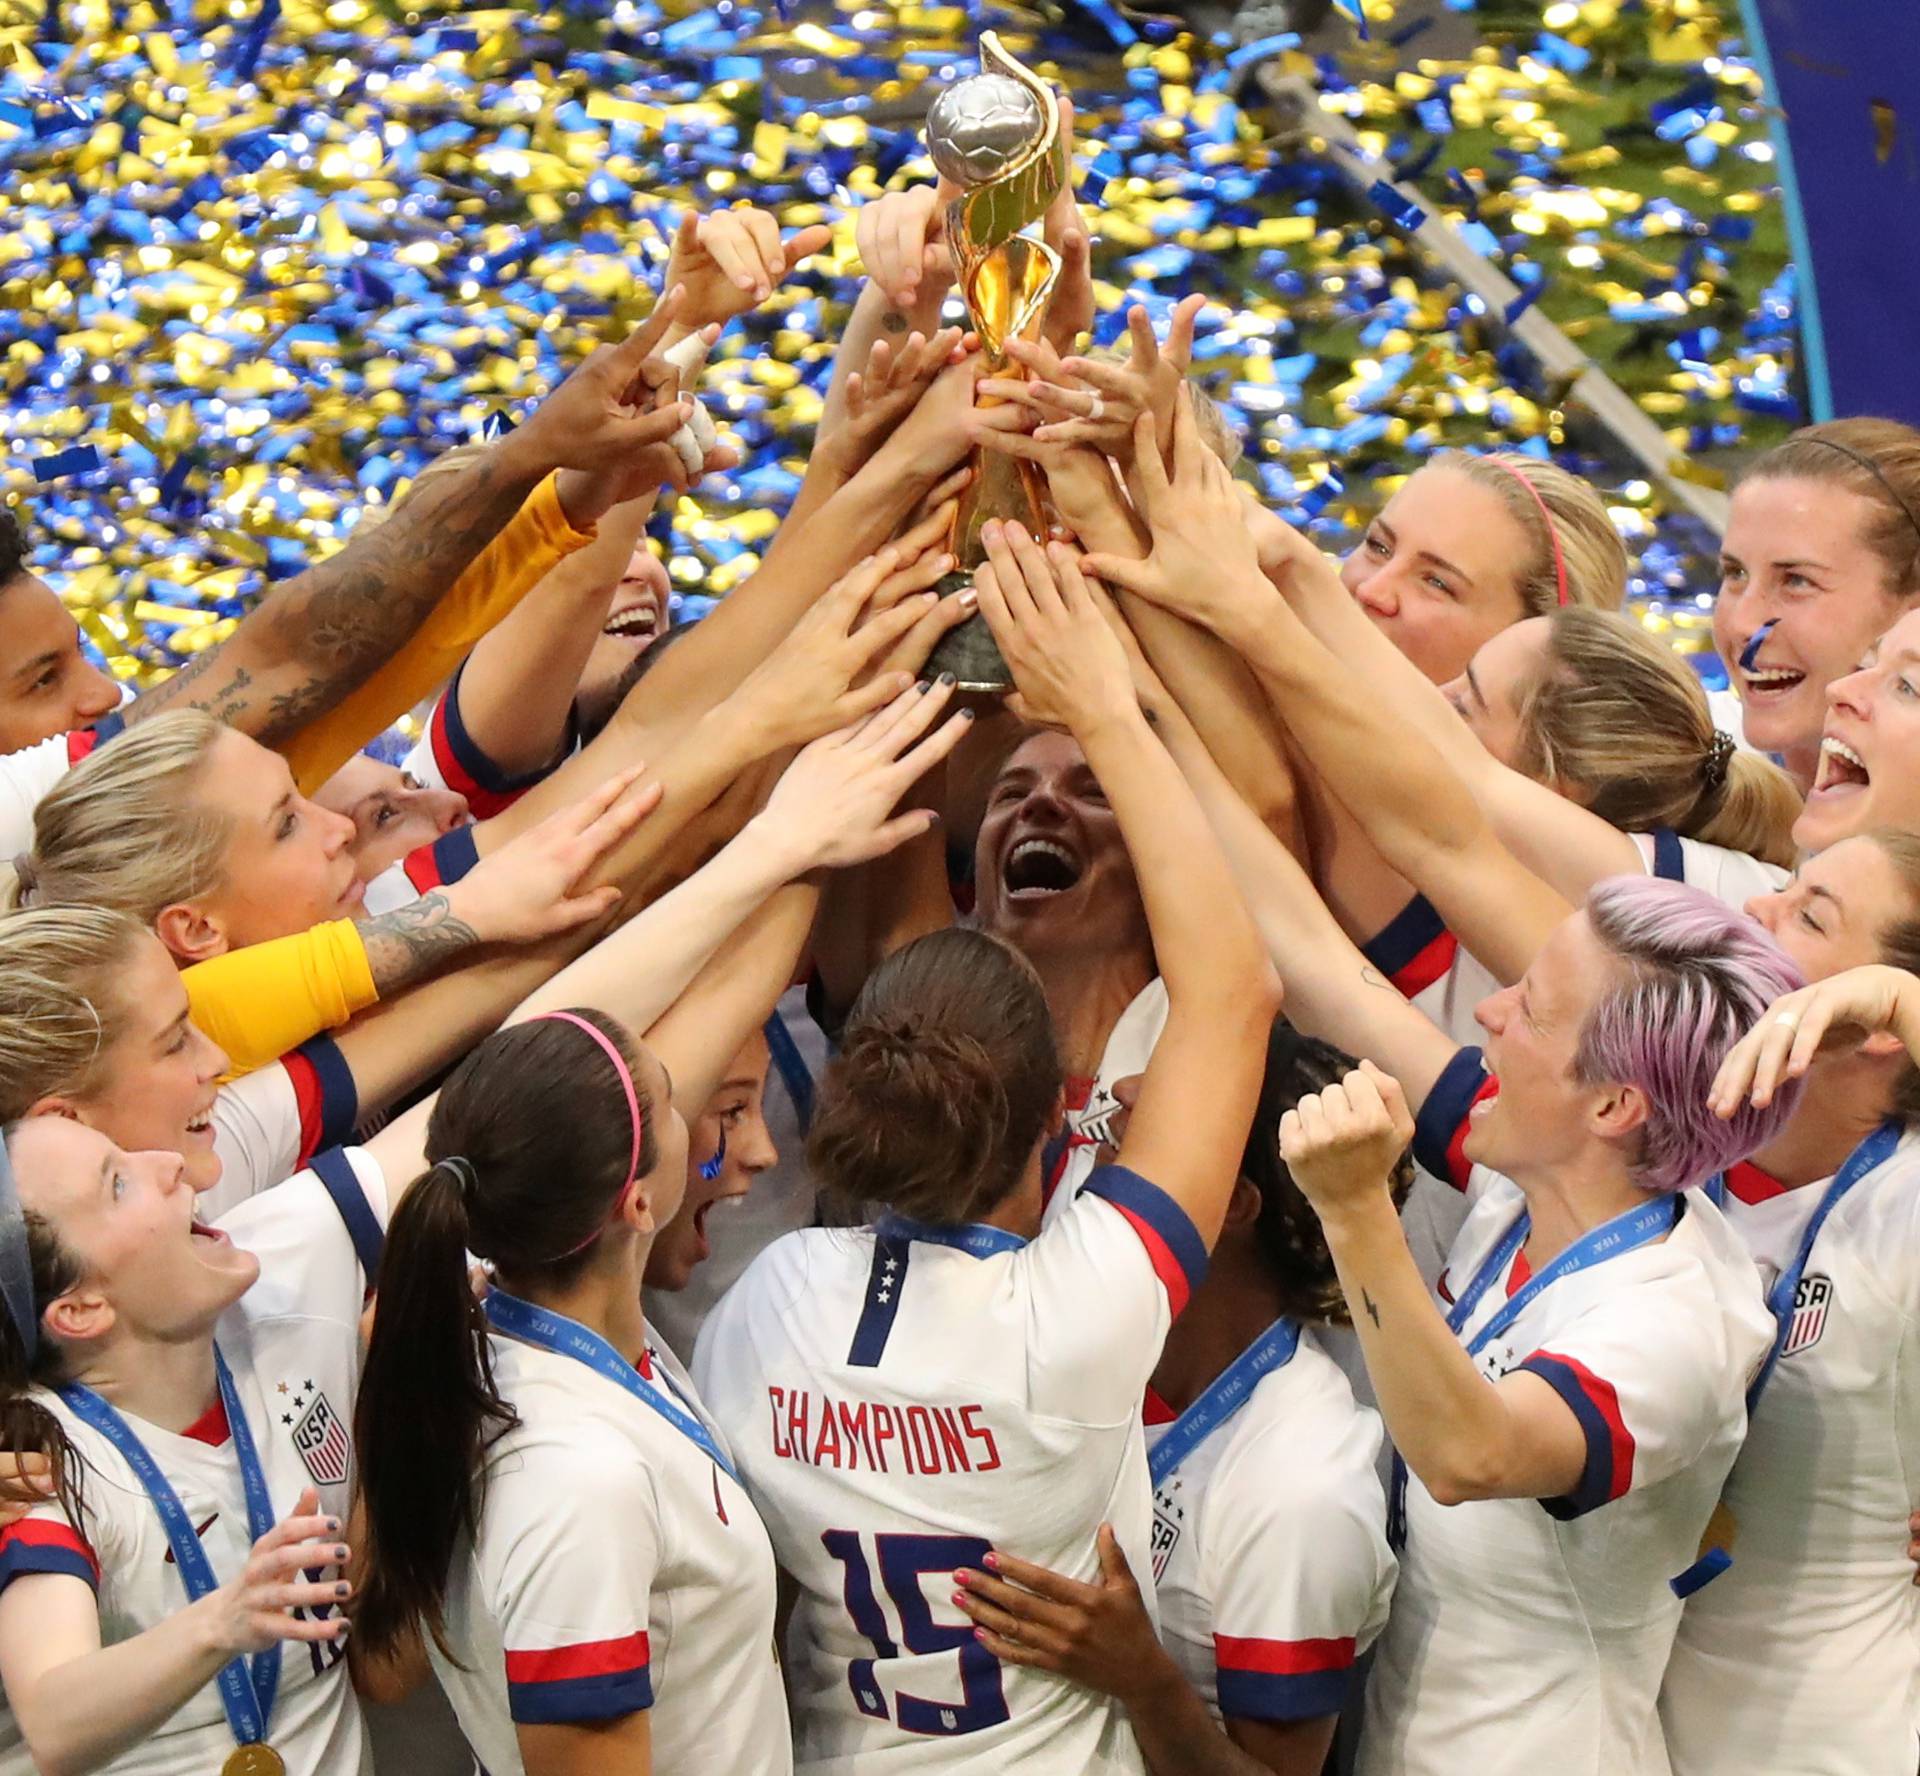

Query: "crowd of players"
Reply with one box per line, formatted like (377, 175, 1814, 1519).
(0, 179, 1913, 1776)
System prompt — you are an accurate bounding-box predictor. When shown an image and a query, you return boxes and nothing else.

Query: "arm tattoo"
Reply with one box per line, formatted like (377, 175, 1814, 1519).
(880, 309, 910, 334)
(356, 891, 481, 996)
(1361, 966, 1393, 993)
(1362, 1289, 1382, 1330)
(135, 453, 540, 749)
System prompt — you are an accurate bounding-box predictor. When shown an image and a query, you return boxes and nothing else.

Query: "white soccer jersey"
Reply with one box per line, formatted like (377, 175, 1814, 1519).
(1356, 1052, 1774, 1776)
(1147, 1329, 1395, 1727)
(694, 1162, 1210, 1775)
(206, 1035, 359, 1219)
(0, 1148, 388, 1776)
(0, 716, 125, 856)
(430, 1317, 790, 1775)
(1660, 1133, 1920, 1775)
(1629, 828, 1787, 907)
(1044, 978, 1168, 1212)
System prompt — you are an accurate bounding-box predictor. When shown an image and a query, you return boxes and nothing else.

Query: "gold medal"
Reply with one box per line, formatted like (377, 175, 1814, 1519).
(221, 1745, 286, 1776)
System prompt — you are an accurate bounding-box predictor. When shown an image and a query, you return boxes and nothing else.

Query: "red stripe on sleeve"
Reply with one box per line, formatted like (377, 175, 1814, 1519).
(1109, 1202, 1194, 1317)
(1534, 1349, 1635, 1503)
(1213, 1634, 1356, 1676)
(0, 1519, 100, 1584)
(1441, 1075, 1500, 1191)
(285, 1050, 325, 1166)
(1393, 931, 1458, 999)
(504, 1631, 651, 1685)
(402, 843, 444, 895)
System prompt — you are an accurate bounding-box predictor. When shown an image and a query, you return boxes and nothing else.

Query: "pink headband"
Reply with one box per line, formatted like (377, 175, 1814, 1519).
(535, 1011, 646, 1257)
(1488, 458, 1569, 607)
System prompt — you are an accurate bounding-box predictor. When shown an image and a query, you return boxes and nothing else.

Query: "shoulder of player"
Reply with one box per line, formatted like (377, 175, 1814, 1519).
(1213, 1349, 1380, 1509)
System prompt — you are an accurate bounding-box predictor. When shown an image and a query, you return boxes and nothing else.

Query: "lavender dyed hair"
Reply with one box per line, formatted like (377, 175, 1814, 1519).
(1573, 875, 1807, 1193)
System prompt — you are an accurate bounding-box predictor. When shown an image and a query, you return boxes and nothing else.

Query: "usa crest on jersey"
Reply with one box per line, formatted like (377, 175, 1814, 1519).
(286, 1382, 351, 1486)
(1782, 1273, 1832, 1357)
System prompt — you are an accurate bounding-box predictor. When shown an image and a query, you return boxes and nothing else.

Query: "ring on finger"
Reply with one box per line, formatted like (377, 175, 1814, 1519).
(1085, 394, 1105, 423)
(1774, 1010, 1801, 1030)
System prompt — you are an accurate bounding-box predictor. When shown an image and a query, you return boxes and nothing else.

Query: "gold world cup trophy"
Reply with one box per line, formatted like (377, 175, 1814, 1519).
(921, 34, 1074, 692)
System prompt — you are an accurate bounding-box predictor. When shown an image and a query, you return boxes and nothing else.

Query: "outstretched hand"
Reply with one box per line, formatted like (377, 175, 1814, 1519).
(516, 286, 692, 472)
(972, 523, 1136, 736)
(752, 680, 976, 875)
(732, 524, 966, 750)
(665, 207, 832, 329)
(452, 766, 663, 941)
(1079, 388, 1272, 636)
(854, 182, 959, 310)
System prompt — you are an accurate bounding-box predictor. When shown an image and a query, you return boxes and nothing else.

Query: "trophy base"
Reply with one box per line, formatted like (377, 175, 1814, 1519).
(924, 585, 1014, 693)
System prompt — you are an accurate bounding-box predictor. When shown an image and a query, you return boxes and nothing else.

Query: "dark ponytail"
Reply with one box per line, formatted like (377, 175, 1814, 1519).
(1242, 1025, 1413, 1326)
(352, 1010, 654, 1661)
(809, 928, 1061, 1226)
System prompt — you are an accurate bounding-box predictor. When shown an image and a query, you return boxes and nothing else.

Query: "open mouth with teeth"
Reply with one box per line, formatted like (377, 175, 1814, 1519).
(184, 1108, 213, 1140)
(1740, 663, 1807, 701)
(1003, 836, 1085, 900)
(189, 1222, 228, 1247)
(603, 603, 660, 644)
(1813, 736, 1871, 795)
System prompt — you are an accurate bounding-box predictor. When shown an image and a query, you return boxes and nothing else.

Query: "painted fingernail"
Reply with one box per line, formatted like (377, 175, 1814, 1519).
(983, 1551, 1000, 1569)
(975, 1628, 990, 1643)
(953, 1568, 971, 1583)
(916, 678, 932, 694)
(960, 708, 977, 722)
(334, 1545, 350, 1562)
(938, 671, 956, 687)
(325, 1518, 341, 1533)
(952, 1590, 968, 1607)
(335, 1582, 350, 1598)
(959, 589, 979, 611)
(336, 1620, 352, 1640)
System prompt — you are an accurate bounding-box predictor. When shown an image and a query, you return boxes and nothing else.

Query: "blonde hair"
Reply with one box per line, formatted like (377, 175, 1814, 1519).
(6, 711, 231, 922)
(1435, 453, 1628, 616)
(1077, 346, 1245, 470)
(0, 907, 151, 1119)
(1741, 418, 1920, 599)
(350, 443, 492, 538)
(1514, 607, 1801, 867)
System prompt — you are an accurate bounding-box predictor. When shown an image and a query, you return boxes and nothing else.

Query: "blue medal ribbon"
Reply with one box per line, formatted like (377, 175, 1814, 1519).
(1149, 1318, 1300, 1489)
(874, 1214, 1029, 1258)
(483, 1290, 737, 1482)
(59, 1349, 281, 1754)
(1388, 1193, 1680, 1550)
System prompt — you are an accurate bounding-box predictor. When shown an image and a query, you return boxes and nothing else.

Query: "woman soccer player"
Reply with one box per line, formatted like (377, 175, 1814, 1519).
(694, 539, 1280, 1774)
(950, 1025, 1401, 1776)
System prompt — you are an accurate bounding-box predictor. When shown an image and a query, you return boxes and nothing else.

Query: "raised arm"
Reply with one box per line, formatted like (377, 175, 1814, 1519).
(974, 526, 1279, 1250)
(132, 293, 694, 753)
(367, 684, 973, 1196)
(1120, 625, 1461, 1113)
(1085, 397, 1575, 987)
(1282, 1065, 1590, 1506)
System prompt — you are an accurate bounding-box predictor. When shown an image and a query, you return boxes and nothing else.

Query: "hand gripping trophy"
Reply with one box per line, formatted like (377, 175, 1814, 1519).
(921, 34, 1074, 692)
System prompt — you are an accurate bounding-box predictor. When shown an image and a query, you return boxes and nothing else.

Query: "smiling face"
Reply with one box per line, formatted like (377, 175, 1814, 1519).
(313, 753, 470, 883)
(0, 572, 124, 752)
(32, 931, 231, 1196)
(1439, 616, 1552, 770)
(1795, 608, 1920, 855)
(576, 546, 671, 738)
(165, 728, 365, 958)
(645, 1032, 776, 1293)
(1466, 912, 1624, 1182)
(11, 1115, 258, 1359)
(1341, 465, 1537, 684)
(1743, 836, 1912, 984)
(1712, 476, 1912, 774)
(972, 732, 1152, 966)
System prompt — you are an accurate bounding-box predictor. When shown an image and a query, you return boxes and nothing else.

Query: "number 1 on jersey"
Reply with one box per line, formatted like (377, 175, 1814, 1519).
(821, 1529, 1011, 1736)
